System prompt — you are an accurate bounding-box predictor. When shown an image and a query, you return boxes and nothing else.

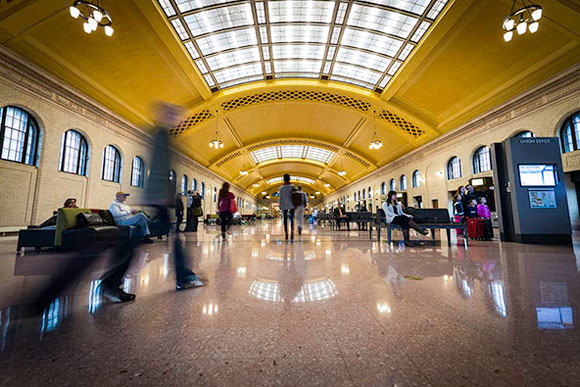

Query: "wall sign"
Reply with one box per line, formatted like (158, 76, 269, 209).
(529, 189, 557, 209)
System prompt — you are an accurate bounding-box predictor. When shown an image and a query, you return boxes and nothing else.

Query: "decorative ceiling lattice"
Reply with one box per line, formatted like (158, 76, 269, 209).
(158, 0, 449, 92)
(379, 109, 425, 138)
(168, 108, 212, 135)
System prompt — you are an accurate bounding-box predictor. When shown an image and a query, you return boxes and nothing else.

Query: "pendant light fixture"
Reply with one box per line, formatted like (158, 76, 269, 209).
(338, 157, 346, 177)
(368, 110, 383, 150)
(209, 110, 224, 149)
(502, 0, 542, 42)
(69, 1, 114, 36)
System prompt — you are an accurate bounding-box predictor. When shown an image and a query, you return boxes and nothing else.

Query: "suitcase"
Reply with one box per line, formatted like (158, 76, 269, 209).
(467, 218, 484, 239)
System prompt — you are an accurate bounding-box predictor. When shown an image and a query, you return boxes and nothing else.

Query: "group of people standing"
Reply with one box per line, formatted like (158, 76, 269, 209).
(175, 190, 203, 233)
(278, 174, 308, 241)
(453, 185, 494, 240)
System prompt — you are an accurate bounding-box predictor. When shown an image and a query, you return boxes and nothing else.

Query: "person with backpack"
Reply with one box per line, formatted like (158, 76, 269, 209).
(278, 174, 295, 241)
(292, 185, 308, 235)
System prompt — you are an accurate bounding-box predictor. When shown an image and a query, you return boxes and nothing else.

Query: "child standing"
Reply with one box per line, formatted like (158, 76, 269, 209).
(477, 197, 494, 240)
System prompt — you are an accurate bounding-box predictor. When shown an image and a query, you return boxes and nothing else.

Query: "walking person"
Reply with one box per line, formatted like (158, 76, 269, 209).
(175, 192, 184, 232)
(382, 191, 428, 247)
(278, 174, 295, 241)
(185, 190, 203, 232)
(217, 182, 235, 239)
(292, 185, 308, 235)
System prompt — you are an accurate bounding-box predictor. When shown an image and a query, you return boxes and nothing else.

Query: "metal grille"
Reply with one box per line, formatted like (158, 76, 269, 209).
(379, 110, 425, 138)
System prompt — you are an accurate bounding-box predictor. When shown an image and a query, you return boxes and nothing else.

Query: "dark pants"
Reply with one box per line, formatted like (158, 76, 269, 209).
(191, 215, 199, 232)
(184, 208, 194, 231)
(283, 209, 295, 238)
(220, 211, 232, 237)
(391, 215, 411, 229)
(336, 217, 350, 230)
(175, 211, 183, 232)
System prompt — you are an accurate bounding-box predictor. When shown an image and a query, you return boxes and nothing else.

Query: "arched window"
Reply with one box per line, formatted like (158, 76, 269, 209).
(131, 156, 145, 187)
(447, 157, 462, 180)
(201, 182, 205, 199)
(399, 175, 407, 190)
(169, 170, 176, 193)
(102, 145, 121, 183)
(368, 186, 372, 198)
(515, 130, 535, 138)
(192, 178, 198, 191)
(412, 170, 421, 188)
(0, 106, 40, 166)
(362, 188, 366, 200)
(381, 182, 386, 195)
(389, 179, 396, 192)
(560, 112, 580, 153)
(181, 175, 188, 194)
(473, 146, 492, 174)
(59, 129, 88, 176)
(213, 186, 217, 202)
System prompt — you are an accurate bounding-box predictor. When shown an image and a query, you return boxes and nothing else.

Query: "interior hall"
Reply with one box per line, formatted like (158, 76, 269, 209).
(1, 0, 580, 386)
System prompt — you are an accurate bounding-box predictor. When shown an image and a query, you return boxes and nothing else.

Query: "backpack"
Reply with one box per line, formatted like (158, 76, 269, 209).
(291, 191, 304, 207)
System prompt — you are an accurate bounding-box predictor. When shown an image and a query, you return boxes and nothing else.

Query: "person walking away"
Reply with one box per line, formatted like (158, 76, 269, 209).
(218, 182, 235, 239)
(292, 186, 308, 235)
(109, 192, 154, 243)
(278, 174, 295, 240)
(477, 197, 494, 240)
(175, 193, 184, 232)
(187, 190, 203, 232)
(453, 193, 465, 236)
(382, 191, 428, 247)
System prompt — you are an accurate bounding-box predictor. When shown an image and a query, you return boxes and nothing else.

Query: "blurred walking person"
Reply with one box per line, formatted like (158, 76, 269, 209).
(278, 174, 295, 241)
(292, 185, 308, 235)
(217, 182, 235, 240)
(175, 192, 184, 232)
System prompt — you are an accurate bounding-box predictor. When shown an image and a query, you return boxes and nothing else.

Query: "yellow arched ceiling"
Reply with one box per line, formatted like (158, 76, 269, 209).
(1, 0, 580, 199)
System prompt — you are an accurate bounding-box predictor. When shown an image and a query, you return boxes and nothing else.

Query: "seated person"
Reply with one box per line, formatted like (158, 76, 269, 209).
(109, 192, 153, 243)
(333, 202, 350, 231)
(382, 191, 428, 247)
(38, 198, 79, 228)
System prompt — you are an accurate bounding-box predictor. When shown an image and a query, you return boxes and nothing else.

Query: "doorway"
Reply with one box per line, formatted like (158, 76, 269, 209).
(432, 199, 439, 209)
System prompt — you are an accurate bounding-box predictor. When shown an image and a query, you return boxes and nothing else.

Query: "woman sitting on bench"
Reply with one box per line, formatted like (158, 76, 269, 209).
(382, 191, 428, 247)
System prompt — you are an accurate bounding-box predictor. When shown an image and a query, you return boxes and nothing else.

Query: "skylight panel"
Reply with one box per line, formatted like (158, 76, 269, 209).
(184, 41, 200, 59)
(398, 43, 414, 61)
(272, 44, 325, 60)
(205, 47, 261, 71)
(195, 28, 257, 56)
(294, 176, 315, 184)
(270, 25, 330, 44)
(364, 0, 430, 15)
(204, 74, 216, 87)
(256, 2, 266, 24)
(213, 62, 263, 83)
(306, 146, 335, 164)
(326, 46, 336, 60)
(171, 19, 189, 40)
(410, 20, 430, 42)
(262, 46, 270, 60)
(332, 63, 382, 84)
(379, 75, 392, 88)
(331, 75, 374, 89)
(387, 61, 402, 76)
(158, 0, 176, 17)
(336, 48, 391, 72)
(266, 177, 283, 184)
(268, 1, 334, 23)
(251, 147, 278, 163)
(274, 60, 322, 74)
(341, 28, 403, 57)
(427, 0, 449, 19)
(175, 0, 231, 13)
(335, 2, 348, 24)
(220, 75, 263, 88)
(195, 60, 208, 74)
(183, 3, 255, 36)
(346, 4, 418, 39)
(280, 145, 305, 159)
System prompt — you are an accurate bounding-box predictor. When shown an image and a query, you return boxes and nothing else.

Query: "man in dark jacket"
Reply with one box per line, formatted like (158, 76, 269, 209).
(185, 190, 203, 232)
(175, 193, 184, 232)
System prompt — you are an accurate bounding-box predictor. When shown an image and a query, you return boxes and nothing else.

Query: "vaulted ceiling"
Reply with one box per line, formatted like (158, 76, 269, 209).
(1, 0, 579, 198)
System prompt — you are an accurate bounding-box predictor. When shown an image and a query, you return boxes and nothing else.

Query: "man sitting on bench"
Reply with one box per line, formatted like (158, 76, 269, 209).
(333, 202, 350, 231)
(109, 191, 154, 244)
(382, 191, 428, 247)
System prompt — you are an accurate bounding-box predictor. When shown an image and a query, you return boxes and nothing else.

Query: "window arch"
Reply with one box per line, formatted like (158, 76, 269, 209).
(399, 175, 407, 191)
(131, 156, 145, 187)
(102, 145, 121, 183)
(560, 111, 580, 153)
(515, 130, 535, 138)
(201, 182, 206, 199)
(192, 178, 198, 191)
(389, 179, 396, 192)
(412, 170, 421, 188)
(169, 170, 176, 193)
(381, 181, 386, 195)
(181, 175, 188, 194)
(368, 186, 372, 199)
(362, 188, 366, 200)
(213, 186, 217, 202)
(0, 106, 40, 166)
(447, 157, 462, 180)
(472, 146, 492, 174)
(59, 129, 88, 176)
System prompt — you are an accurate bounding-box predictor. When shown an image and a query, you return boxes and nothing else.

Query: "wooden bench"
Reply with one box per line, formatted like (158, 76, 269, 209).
(345, 212, 374, 231)
(369, 209, 468, 246)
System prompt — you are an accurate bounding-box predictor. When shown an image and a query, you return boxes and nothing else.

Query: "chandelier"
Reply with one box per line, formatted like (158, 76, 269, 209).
(368, 111, 383, 150)
(252, 183, 260, 187)
(502, 1, 542, 42)
(209, 110, 224, 149)
(69, 1, 114, 36)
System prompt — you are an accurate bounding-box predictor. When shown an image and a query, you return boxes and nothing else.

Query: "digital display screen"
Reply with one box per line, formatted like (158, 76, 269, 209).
(518, 165, 557, 187)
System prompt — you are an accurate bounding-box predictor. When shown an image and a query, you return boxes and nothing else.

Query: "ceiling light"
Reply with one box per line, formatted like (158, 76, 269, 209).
(324, 183, 330, 187)
(69, 1, 114, 37)
(239, 170, 248, 176)
(502, 2, 542, 42)
(209, 110, 224, 149)
(262, 191, 267, 195)
(368, 111, 383, 150)
(253, 183, 259, 187)
(338, 170, 346, 176)
(315, 191, 320, 195)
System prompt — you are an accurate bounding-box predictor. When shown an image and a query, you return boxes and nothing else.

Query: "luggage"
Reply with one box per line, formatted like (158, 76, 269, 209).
(467, 218, 484, 239)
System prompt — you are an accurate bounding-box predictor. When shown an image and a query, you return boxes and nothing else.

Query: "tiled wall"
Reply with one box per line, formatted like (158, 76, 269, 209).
(0, 51, 257, 228)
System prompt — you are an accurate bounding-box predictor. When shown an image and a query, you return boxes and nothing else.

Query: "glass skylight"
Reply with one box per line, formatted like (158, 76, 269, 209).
(159, 0, 449, 91)
(250, 145, 335, 164)
(265, 176, 315, 185)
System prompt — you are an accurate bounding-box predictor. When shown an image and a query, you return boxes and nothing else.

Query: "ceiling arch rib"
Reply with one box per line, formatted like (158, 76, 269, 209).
(157, 0, 450, 92)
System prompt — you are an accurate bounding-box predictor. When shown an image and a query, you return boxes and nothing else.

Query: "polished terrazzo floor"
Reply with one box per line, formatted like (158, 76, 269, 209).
(1, 220, 580, 386)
